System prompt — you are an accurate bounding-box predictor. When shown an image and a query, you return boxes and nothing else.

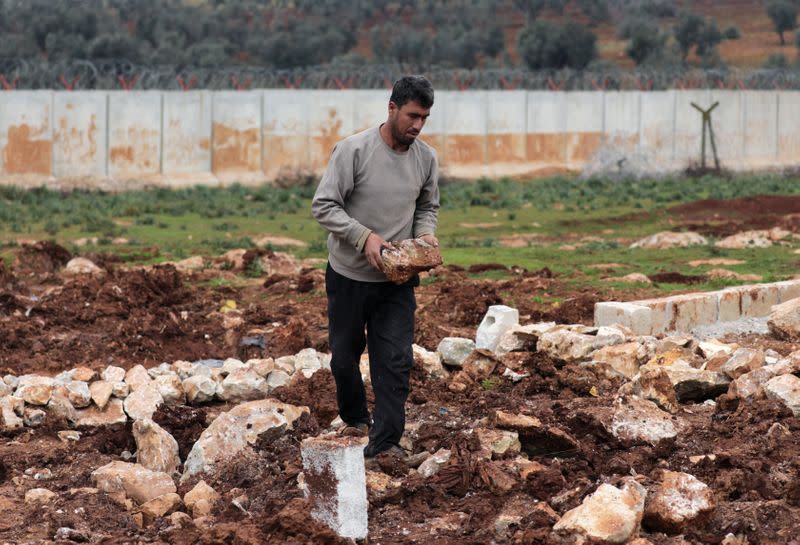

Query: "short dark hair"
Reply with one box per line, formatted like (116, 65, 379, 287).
(390, 75, 434, 109)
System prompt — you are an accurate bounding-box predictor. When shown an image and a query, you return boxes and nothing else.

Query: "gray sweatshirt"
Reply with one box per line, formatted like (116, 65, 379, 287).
(311, 125, 439, 282)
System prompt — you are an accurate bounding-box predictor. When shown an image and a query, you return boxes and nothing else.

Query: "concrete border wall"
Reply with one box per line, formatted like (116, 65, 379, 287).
(595, 280, 800, 335)
(0, 89, 798, 188)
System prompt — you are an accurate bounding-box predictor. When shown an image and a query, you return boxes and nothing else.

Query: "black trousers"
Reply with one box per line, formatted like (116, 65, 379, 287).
(325, 263, 417, 457)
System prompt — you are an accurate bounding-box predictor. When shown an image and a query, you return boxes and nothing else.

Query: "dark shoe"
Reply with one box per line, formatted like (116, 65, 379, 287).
(339, 423, 369, 437)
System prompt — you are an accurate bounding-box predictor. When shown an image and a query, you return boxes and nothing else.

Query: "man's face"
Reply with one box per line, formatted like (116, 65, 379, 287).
(388, 100, 431, 146)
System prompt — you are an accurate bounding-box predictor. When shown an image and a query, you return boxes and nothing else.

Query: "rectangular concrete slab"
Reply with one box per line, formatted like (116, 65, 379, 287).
(263, 89, 311, 177)
(604, 91, 640, 151)
(565, 91, 603, 166)
(717, 289, 743, 323)
(108, 91, 161, 182)
(594, 302, 653, 336)
(639, 90, 675, 167)
(308, 90, 355, 171)
(778, 91, 800, 161)
(212, 91, 263, 183)
(162, 91, 212, 184)
(743, 91, 778, 168)
(674, 89, 711, 164)
(526, 91, 566, 167)
(443, 90, 487, 167)
(708, 90, 743, 168)
(0, 90, 53, 179)
(487, 90, 527, 165)
(53, 91, 107, 178)
(774, 279, 800, 304)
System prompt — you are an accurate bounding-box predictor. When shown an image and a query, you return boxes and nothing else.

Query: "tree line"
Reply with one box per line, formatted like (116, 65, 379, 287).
(0, 0, 798, 73)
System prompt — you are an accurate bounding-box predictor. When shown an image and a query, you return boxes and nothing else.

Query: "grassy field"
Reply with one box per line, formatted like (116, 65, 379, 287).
(2, 173, 800, 294)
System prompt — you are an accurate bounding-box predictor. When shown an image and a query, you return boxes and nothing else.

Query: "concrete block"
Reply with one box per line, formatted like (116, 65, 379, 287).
(53, 91, 107, 178)
(308, 90, 355, 170)
(640, 91, 675, 166)
(674, 89, 711, 163)
(212, 91, 263, 183)
(593, 302, 652, 335)
(526, 91, 566, 167)
(629, 298, 675, 335)
(301, 435, 367, 540)
(108, 91, 161, 181)
(664, 293, 718, 332)
(778, 91, 800, 161)
(476, 305, 519, 351)
(740, 284, 780, 317)
(565, 91, 604, 165)
(162, 91, 213, 184)
(774, 279, 800, 303)
(604, 91, 640, 151)
(263, 89, 311, 177)
(443, 90, 487, 168)
(743, 91, 778, 168)
(717, 289, 742, 322)
(0, 90, 53, 179)
(708, 90, 743, 168)
(487, 90, 527, 167)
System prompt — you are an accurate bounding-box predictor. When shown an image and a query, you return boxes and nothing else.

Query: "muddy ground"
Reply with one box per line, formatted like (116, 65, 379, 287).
(1, 242, 800, 544)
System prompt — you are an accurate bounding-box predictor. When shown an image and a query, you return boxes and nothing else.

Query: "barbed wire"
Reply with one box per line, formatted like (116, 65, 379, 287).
(1, 60, 800, 91)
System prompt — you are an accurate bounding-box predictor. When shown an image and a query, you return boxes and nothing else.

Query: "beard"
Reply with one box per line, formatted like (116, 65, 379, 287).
(390, 121, 416, 146)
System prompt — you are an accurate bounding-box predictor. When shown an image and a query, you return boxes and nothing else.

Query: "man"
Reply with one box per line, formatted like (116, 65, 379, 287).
(311, 75, 439, 459)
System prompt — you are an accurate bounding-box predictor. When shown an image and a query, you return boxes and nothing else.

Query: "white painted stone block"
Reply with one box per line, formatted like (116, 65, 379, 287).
(476, 305, 519, 351)
(594, 302, 652, 335)
(301, 435, 368, 540)
(664, 293, 718, 332)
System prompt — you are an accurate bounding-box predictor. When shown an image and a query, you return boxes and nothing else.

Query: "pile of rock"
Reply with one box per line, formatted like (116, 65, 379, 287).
(0, 347, 330, 432)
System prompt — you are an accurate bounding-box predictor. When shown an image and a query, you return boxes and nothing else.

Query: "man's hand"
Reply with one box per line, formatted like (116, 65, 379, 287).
(419, 234, 439, 248)
(364, 232, 390, 272)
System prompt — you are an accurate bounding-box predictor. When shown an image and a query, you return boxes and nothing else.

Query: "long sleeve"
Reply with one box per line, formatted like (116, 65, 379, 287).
(413, 153, 440, 237)
(311, 144, 372, 252)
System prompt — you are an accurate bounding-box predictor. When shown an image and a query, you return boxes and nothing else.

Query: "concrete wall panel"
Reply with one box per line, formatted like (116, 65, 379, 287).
(603, 91, 640, 153)
(212, 91, 262, 181)
(640, 91, 674, 165)
(263, 89, 310, 177)
(352, 89, 388, 132)
(308, 91, 355, 170)
(778, 91, 800, 164)
(487, 90, 526, 165)
(707, 90, 743, 167)
(674, 90, 711, 164)
(162, 91, 212, 182)
(0, 91, 53, 177)
(526, 91, 566, 166)
(565, 91, 603, 165)
(53, 91, 106, 178)
(108, 91, 161, 180)
(743, 91, 778, 167)
(443, 91, 487, 167)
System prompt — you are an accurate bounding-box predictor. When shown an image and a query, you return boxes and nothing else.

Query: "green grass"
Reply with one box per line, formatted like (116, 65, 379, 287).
(3, 174, 800, 295)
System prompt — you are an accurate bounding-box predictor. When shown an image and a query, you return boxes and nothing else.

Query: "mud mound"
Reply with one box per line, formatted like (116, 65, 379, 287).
(648, 271, 706, 285)
(12, 240, 71, 276)
(271, 369, 339, 426)
(670, 194, 800, 236)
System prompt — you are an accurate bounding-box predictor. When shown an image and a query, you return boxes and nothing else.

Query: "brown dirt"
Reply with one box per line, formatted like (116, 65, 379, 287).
(648, 271, 707, 285)
(2, 245, 800, 543)
(669, 194, 800, 237)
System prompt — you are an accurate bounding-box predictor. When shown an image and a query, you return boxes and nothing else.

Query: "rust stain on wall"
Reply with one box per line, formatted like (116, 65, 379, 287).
(54, 114, 99, 166)
(4, 124, 52, 175)
(420, 134, 445, 165)
(110, 127, 159, 174)
(488, 133, 526, 163)
(526, 133, 566, 163)
(264, 134, 307, 176)
(445, 134, 485, 165)
(311, 109, 343, 169)
(212, 123, 260, 172)
(566, 132, 603, 162)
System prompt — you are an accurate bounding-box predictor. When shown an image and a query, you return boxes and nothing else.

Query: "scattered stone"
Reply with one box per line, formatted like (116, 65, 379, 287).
(147, 363, 174, 379)
(54, 380, 92, 408)
(494, 323, 555, 355)
(139, 492, 182, 523)
(221, 358, 248, 375)
(91, 461, 177, 505)
(418, 449, 451, 478)
(248, 358, 275, 377)
(553, 478, 647, 544)
(153, 374, 185, 405)
(102, 366, 126, 384)
(689, 258, 745, 267)
(610, 396, 680, 446)
(183, 376, 217, 404)
(643, 470, 715, 534)
(112, 381, 129, 398)
(70, 367, 96, 382)
(89, 380, 114, 409)
(631, 367, 679, 414)
(437, 337, 476, 367)
(0, 396, 24, 430)
(475, 428, 521, 457)
(3, 374, 18, 389)
(15, 375, 54, 406)
(706, 269, 762, 282)
(172, 256, 205, 272)
(74, 398, 128, 427)
(133, 418, 181, 475)
(184, 480, 220, 518)
(614, 273, 652, 284)
(539, 326, 624, 363)
(54, 528, 89, 541)
(658, 360, 730, 402)
(716, 228, 789, 249)
(123, 384, 164, 420)
(719, 348, 765, 380)
(461, 349, 500, 380)
(412, 344, 448, 379)
(764, 374, 800, 416)
(630, 231, 707, 249)
(381, 238, 443, 285)
(63, 257, 103, 276)
(23, 408, 46, 427)
(476, 305, 520, 352)
(697, 340, 734, 360)
(301, 435, 368, 540)
(592, 339, 655, 379)
(217, 368, 269, 402)
(494, 410, 542, 431)
(274, 356, 296, 374)
(125, 365, 153, 392)
(295, 348, 323, 378)
(266, 370, 292, 391)
(768, 297, 800, 341)
(47, 392, 78, 425)
(182, 399, 308, 482)
(58, 430, 81, 443)
(25, 488, 57, 504)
